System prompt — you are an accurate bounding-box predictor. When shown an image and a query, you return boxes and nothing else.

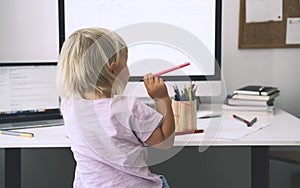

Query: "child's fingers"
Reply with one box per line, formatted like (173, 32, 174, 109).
(155, 77, 163, 85)
(144, 73, 150, 79)
(153, 76, 159, 83)
(147, 74, 154, 84)
(144, 74, 149, 82)
(143, 75, 149, 85)
(143, 73, 152, 84)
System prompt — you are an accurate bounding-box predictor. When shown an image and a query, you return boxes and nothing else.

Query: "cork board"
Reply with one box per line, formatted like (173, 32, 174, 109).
(239, 0, 300, 48)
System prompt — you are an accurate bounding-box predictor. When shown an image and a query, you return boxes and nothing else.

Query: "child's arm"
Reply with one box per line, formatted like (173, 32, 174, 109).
(143, 74, 175, 149)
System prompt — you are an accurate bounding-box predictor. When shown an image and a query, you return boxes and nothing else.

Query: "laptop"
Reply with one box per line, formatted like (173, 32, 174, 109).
(0, 63, 64, 130)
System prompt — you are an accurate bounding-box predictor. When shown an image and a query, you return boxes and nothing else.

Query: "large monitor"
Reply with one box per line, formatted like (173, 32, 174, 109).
(61, 0, 222, 97)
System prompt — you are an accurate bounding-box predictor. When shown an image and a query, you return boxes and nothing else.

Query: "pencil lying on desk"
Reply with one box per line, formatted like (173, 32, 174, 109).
(232, 114, 257, 127)
(152, 62, 190, 77)
(0, 130, 34, 138)
(175, 129, 204, 136)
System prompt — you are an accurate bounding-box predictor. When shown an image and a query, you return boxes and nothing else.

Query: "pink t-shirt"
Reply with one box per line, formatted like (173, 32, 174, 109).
(62, 97, 163, 188)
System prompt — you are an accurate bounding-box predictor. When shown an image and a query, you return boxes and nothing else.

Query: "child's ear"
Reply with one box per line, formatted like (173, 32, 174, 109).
(109, 61, 116, 74)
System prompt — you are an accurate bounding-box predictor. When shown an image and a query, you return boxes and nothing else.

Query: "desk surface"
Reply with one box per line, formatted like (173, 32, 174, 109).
(176, 109, 300, 146)
(0, 109, 300, 148)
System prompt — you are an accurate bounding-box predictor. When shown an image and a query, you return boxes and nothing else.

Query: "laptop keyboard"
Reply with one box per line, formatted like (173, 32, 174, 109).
(0, 119, 64, 130)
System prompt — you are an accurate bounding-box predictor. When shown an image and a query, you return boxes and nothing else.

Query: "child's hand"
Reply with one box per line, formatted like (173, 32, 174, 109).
(143, 73, 175, 149)
(143, 73, 169, 99)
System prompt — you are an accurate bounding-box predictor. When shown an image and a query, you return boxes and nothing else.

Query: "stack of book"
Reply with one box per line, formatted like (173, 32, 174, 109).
(223, 85, 280, 115)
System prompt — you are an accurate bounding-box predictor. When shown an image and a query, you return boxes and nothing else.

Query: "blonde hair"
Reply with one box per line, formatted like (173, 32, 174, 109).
(56, 28, 128, 100)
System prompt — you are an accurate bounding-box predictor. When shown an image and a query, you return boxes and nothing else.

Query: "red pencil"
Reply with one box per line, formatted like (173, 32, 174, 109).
(175, 129, 204, 136)
(152, 62, 190, 77)
(232, 114, 249, 125)
(233, 114, 257, 127)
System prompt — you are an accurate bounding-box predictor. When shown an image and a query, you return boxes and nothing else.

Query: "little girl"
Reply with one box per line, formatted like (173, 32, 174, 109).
(56, 27, 175, 187)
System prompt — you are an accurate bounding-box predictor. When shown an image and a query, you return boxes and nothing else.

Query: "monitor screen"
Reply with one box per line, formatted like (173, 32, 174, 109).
(63, 0, 221, 82)
(0, 0, 59, 63)
(62, 0, 223, 97)
(0, 63, 60, 122)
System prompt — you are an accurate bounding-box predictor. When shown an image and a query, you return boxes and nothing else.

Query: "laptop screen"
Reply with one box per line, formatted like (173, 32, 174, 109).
(0, 63, 61, 123)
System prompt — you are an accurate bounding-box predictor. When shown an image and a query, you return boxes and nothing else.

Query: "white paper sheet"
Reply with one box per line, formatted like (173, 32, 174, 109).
(216, 119, 270, 140)
(174, 116, 270, 142)
(246, 0, 282, 23)
(286, 18, 300, 44)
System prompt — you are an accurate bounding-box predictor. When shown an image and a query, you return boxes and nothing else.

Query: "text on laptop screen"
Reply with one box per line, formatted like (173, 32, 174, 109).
(0, 64, 59, 114)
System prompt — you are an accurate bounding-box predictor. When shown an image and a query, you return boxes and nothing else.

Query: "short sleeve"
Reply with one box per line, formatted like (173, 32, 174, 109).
(129, 99, 163, 142)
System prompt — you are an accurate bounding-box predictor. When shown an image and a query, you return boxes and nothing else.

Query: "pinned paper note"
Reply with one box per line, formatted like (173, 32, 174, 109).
(286, 18, 300, 44)
(246, 0, 282, 23)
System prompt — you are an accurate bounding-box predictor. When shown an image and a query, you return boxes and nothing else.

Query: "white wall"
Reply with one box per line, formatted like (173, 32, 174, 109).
(222, 3, 300, 187)
(222, 0, 300, 118)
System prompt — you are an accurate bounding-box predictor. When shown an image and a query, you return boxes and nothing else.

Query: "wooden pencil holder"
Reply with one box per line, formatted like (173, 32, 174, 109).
(171, 99, 197, 132)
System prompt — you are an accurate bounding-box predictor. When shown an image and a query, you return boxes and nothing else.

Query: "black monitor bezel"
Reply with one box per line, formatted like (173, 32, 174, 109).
(59, 0, 222, 82)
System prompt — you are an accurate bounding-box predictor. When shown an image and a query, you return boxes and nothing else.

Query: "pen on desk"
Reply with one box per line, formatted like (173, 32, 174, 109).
(0, 130, 34, 138)
(258, 86, 265, 95)
(258, 86, 265, 91)
(152, 62, 190, 77)
(175, 129, 204, 136)
(247, 117, 257, 127)
(198, 114, 221, 119)
(232, 114, 249, 125)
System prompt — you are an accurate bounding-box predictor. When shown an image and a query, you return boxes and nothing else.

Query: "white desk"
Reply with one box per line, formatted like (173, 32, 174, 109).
(175, 109, 300, 146)
(0, 125, 69, 148)
(2, 109, 299, 147)
(1, 109, 300, 188)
